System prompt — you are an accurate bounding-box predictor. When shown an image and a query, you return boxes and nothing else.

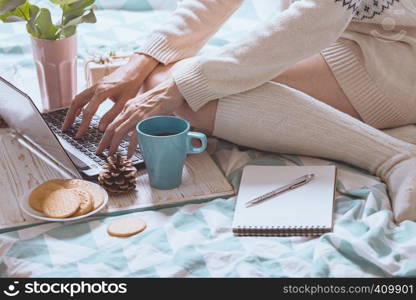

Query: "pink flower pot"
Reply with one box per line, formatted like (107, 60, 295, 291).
(31, 34, 77, 112)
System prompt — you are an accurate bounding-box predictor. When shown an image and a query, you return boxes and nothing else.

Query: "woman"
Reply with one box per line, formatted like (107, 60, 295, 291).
(63, 0, 416, 222)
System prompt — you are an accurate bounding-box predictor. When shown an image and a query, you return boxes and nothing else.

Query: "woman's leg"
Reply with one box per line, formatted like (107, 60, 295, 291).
(272, 53, 362, 120)
(142, 60, 416, 223)
(214, 82, 416, 223)
(143, 52, 362, 135)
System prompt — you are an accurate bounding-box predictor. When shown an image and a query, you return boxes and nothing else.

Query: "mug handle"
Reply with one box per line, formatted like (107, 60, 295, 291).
(186, 131, 207, 154)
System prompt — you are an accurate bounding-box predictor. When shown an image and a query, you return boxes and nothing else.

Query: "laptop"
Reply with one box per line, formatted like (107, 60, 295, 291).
(0, 76, 144, 178)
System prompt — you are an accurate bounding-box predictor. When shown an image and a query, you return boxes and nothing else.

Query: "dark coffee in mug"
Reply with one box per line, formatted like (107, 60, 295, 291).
(153, 132, 179, 136)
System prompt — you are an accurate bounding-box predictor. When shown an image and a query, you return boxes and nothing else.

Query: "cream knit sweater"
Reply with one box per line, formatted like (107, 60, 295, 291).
(138, 0, 416, 112)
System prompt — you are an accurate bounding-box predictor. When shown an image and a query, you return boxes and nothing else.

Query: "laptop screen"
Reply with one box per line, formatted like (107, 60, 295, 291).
(0, 77, 81, 178)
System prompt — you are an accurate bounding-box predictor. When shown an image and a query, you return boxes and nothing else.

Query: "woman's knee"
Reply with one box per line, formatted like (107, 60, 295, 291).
(174, 100, 218, 136)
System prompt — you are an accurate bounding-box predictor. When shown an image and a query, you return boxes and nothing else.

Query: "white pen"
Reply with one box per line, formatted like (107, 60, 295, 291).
(245, 173, 315, 207)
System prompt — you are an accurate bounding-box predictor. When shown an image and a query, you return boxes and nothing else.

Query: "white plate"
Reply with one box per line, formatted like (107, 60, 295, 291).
(20, 181, 109, 222)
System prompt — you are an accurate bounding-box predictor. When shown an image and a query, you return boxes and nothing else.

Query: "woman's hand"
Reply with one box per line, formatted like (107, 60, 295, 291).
(62, 53, 159, 138)
(96, 76, 185, 157)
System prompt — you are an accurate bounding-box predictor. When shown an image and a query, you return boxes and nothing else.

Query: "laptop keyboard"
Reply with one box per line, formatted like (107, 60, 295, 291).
(43, 108, 143, 166)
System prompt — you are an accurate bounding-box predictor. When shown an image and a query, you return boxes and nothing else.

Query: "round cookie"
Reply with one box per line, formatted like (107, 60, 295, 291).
(107, 217, 147, 237)
(61, 179, 90, 189)
(62, 179, 104, 210)
(70, 189, 93, 217)
(42, 189, 81, 218)
(44, 179, 67, 187)
(29, 180, 65, 212)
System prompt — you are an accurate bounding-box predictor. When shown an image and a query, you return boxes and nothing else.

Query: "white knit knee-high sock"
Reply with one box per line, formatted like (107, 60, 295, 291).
(213, 82, 416, 223)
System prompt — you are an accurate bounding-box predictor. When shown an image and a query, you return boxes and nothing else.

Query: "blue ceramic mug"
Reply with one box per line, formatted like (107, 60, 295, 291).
(136, 116, 207, 190)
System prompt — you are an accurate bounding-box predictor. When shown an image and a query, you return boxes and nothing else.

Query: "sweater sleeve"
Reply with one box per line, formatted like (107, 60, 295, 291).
(171, 0, 364, 111)
(137, 0, 243, 65)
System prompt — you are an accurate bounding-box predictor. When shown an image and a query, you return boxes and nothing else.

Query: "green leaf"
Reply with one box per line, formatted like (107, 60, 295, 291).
(82, 8, 95, 23)
(59, 0, 96, 27)
(62, 8, 95, 27)
(0, 0, 25, 15)
(36, 8, 59, 39)
(65, 0, 95, 10)
(26, 22, 37, 37)
(1, 0, 96, 40)
(50, 0, 79, 5)
(26, 4, 40, 37)
(61, 7, 84, 25)
(29, 8, 59, 40)
(0, 1, 32, 23)
(61, 0, 95, 19)
(59, 24, 75, 39)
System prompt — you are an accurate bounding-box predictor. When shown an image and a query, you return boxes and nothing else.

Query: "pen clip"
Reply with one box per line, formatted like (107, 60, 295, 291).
(289, 173, 314, 190)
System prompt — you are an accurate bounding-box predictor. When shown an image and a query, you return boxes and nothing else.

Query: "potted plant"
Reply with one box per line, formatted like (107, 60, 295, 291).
(0, 0, 97, 111)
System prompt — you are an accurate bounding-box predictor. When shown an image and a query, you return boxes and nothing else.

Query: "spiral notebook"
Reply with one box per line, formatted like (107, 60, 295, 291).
(232, 165, 336, 237)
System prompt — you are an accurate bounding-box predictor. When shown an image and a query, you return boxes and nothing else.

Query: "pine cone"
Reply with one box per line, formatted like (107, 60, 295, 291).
(98, 154, 137, 194)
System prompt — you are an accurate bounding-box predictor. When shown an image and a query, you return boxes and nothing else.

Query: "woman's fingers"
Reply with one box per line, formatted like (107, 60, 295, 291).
(62, 87, 94, 131)
(98, 100, 126, 131)
(96, 109, 131, 154)
(127, 132, 138, 158)
(96, 121, 121, 154)
(75, 90, 111, 138)
(97, 109, 140, 156)
(63, 84, 114, 137)
(108, 115, 139, 155)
